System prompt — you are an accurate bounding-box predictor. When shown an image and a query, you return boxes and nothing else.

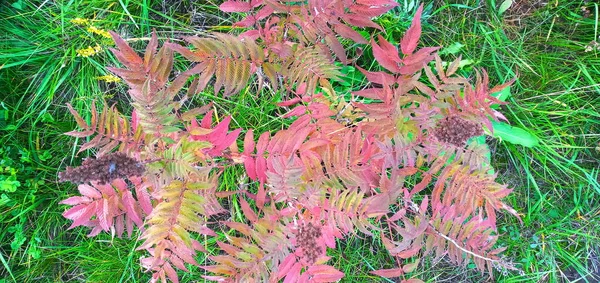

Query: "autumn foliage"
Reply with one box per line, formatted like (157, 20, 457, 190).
(59, 1, 519, 282)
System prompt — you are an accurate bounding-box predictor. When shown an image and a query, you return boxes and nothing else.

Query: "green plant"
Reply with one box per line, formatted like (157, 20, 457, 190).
(55, 1, 547, 282)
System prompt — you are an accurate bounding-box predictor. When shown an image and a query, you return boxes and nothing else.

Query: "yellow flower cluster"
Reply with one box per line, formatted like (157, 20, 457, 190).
(97, 75, 120, 83)
(70, 18, 90, 26)
(76, 45, 102, 57)
(70, 17, 111, 39)
(87, 26, 112, 39)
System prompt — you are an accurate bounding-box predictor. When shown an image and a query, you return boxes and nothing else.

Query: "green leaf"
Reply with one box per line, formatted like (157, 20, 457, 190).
(472, 135, 486, 145)
(28, 238, 41, 259)
(0, 107, 9, 130)
(491, 120, 539, 147)
(438, 42, 464, 55)
(0, 180, 20, 193)
(11, 0, 24, 10)
(0, 194, 11, 207)
(40, 112, 55, 123)
(436, 59, 474, 70)
(498, 0, 513, 15)
(3, 125, 17, 131)
(491, 86, 511, 109)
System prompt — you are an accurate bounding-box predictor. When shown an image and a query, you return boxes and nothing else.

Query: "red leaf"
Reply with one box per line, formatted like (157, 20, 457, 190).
(98, 198, 111, 231)
(277, 97, 302, 107)
(94, 182, 116, 196)
(122, 191, 143, 227)
(115, 214, 124, 238)
(410, 173, 431, 196)
(240, 30, 260, 40)
(388, 209, 406, 222)
(371, 36, 401, 73)
(59, 196, 92, 205)
(256, 155, 267, 184)
(284, 127, 311, 153)
(400, 4, 423, 55)
(217, 241, 241, 256)
(370, 267, 404, 278)
(256, 132, 270, 154)
(288, 115, 311, 131)
(200, 110, 213, 128)
(202, 275, 228, 281)
(282, 262, 302, 283)
(396, 243, 422, 259)
(244, 129, 255, 155)
(419, 196, 429, 213)
(239, 197, 258, 222)
(219, 1, 252, 12)
(66, 103, 88, 129)
(356, 66, 395, 86)
(143, 30, 158, 69)
(253, 6, 272, 21)
(352, 88, 384, 100)
(377, 34, 399, 55)
(399, 62, 426, 75)
(402, 261, 419, 273)
(277, 253, 297, 279)
(365, 194, 393, 218)
(343, 13, 382, 30)
(211, 116, 231, 139)
(163, 262, 179, 283)
(224, 222, 253, 236)
(78, 184, 102, 199)
(334, 24, 368, 44)
(109, 31, 143, 67)
(234, 16, 256, 27)
(349, 3, 397, 18)
(169, 255, 188, 271)
(299, 138, 330, 152)
(398, 167, 418, 176)
(256, 182, 266, 208)
(283, 105, 307, 118)
(64, 130, 94, 138)
(64, 203, 97, 229)
(325, 34, 348, 64)
(131, 109, 139, 132)
(134, 181, 153, 215)
(307, 265, 345, 282)
(244, 156, 257, 180)
(211, 128, 241, 155)
(402, 46, 439, 66)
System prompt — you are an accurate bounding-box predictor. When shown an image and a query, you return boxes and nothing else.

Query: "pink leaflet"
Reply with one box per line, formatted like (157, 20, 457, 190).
(307, 265, 345, 282)
(371, 267, 404, 278)
(78, 184, 102, 199)
(371, 36, 401, 73)
(219, 1, 252, 13)
(400, 4, 423, 55)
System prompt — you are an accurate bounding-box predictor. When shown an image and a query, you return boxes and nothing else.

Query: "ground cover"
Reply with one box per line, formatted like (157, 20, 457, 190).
(0, 0, 598, 282)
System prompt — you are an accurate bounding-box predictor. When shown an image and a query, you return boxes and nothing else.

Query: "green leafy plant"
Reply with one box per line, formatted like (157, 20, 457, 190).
(58, 1, 524, 282)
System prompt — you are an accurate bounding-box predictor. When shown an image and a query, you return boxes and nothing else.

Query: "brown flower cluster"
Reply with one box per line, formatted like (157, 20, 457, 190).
(59, 152, 144, 184)
(432, 116, 484, 147)
(295, 222, 323, 264)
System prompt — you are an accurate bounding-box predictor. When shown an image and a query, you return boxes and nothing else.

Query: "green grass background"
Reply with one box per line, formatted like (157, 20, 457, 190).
(0, 0, 598, 282)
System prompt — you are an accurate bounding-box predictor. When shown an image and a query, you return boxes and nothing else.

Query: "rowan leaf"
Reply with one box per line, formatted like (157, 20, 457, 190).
(371, 267, 404, 278)
(400, 4, 423, 55)
(220, 1, 252, 12)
